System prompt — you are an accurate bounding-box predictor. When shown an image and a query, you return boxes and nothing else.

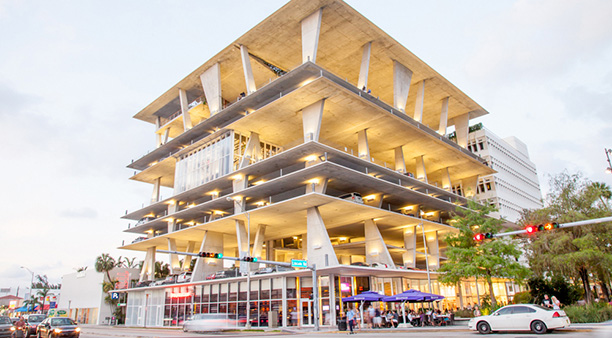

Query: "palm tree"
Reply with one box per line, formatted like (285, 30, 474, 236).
(34, 275, 51, 314)
(122, 257, 138, 268)
(95, 253, 116, 282)
(590, 182, 612, 208)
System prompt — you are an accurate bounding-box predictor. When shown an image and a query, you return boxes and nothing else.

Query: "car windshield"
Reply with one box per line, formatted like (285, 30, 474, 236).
(532, 304, 554, 311)
(27, 315, 46, 322)
(0, 317, 11, 324)
(50, 318, 76, 326)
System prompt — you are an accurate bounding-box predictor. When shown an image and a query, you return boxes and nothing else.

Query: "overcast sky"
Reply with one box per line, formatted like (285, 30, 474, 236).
(1, 0, 611, 294)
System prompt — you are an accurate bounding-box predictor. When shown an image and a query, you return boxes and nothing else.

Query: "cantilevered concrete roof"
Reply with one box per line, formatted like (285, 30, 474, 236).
(133, 0, 487, 130)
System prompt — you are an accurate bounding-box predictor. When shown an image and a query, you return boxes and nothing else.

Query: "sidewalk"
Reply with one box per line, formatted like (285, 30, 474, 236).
(80, 320, 607, 338)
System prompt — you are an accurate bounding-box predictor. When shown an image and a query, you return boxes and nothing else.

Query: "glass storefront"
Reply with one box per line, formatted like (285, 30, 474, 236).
(125, 273, 521, 328)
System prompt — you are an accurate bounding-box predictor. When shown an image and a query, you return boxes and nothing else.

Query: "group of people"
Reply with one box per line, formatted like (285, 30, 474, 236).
(344, 305, 456, 333)
(542, 294, 562, 310)
(406, 308, 453, 327)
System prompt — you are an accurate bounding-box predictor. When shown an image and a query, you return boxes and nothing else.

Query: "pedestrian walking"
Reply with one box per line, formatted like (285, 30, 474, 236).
(347, 307, 356, 334)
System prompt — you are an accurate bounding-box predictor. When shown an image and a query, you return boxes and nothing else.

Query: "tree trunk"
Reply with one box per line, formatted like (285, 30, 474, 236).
(486, 271, 497, 308)
(578, 266, 592, 303)
(596, 268, 610, 302)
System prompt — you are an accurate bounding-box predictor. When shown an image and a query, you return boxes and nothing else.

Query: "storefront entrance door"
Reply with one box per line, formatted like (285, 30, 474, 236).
(300, 298, 313, 326)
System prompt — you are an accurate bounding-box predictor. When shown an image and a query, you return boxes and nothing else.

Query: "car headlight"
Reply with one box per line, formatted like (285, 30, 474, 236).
(10, 327, 15, 331)
(54, 328, 62, 333)
(75, 327, 81, 332)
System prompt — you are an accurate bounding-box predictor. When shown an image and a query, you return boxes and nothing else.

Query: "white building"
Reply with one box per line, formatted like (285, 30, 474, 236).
(467, 125, 542, 223)
(58, 268, 139, 324)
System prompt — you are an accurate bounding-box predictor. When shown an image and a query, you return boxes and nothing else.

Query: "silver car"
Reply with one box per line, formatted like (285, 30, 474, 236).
(182, 313, 237, 332)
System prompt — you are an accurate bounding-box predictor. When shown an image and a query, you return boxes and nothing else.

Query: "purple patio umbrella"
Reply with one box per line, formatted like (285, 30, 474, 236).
(383, 289, 445, 326)
(342, 291, 385, 325)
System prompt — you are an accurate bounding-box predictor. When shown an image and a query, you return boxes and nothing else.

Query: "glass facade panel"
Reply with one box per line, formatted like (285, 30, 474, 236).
(174, 131, 233, 194)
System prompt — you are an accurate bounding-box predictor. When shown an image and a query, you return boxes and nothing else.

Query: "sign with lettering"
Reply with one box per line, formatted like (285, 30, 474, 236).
(291, 259, 308, 268)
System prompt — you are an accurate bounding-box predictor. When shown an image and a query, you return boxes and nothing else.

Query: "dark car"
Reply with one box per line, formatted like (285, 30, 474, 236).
(36, 317, 80, 338)
(23, 315, 46, 338)
(135, 280, 152, 288)
(0, 316, 12, 338)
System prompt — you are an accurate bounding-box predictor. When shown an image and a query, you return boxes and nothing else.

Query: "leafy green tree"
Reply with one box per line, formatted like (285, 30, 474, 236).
(95, 253, 116, 282)
(439, 200, 530, 308)
(522, 172, 612, 303)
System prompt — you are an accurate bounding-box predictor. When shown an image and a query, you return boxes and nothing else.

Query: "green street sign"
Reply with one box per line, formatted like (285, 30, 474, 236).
(291, 259, 308, 268)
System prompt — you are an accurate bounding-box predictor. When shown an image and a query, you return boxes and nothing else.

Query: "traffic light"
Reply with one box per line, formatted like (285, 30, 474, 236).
(473, 233, 493, 242)
(544, 222, 559, 231)
(525, 225, 539, 234)
(198, 252, 223, 259)
(242, 256, 258, 262)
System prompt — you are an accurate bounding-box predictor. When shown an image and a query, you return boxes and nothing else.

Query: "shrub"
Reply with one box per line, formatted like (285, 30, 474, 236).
(564, 302, 612, 323)
(513, 291, 532, 304)
(454, 308, 474, 318)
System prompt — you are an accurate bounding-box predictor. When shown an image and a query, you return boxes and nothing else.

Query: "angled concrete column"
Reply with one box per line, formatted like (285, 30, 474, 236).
(191, 231, 224, 282)
(155, 117, 162, 148)
(357, 42, 372, 90)
(438, 97, 449, 135)
(232, 176, 248, 193)
(179, 88, 193, 131)
(239, 132, 262, 168)
(301, 8, 323, 63)
(306, 178, 328, 194)
(394, 146, 406, 174)
(415, 155, 428, 183)
(252, 224, 266, 269)
(441, 167, 452, 191)
(139, 246, 156, 282)
(454, 113, 470, 148)
(151, 177, 161, 204)
(184, 241, 196, 272)
(393, 60, 413, 112)
(162, 128, 170, 144)
(236, 220, 249, 274)
(306, 207, 339, 268)
(357, 129, 370, 161)
(425, 231, 440, 270)
(200, 63, 222, 115)
(240, 45, 257, 94)
(364, 219, 395, 268)
(462, 175, 480, 198)
(167, 238, 180, 274)
(413, 80, 425, 123)
(302, 99, 325, 142)
(402, 226, 417, 268)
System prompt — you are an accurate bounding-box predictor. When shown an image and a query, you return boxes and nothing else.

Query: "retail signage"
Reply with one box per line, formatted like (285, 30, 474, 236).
(291, 259, 308, 268)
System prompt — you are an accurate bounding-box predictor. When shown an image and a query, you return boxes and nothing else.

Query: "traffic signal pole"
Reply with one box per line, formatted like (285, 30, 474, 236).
(156, 250, 320, 331)
(492, 216, 612, 238)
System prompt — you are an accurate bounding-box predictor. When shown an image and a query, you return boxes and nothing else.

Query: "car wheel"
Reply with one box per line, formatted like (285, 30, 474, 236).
(477, 321, 491, 334)
(531, 320, 547, 334)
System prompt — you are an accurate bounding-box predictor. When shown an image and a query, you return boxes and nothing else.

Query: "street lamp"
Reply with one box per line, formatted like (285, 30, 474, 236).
(227, 197, 252, 328)
(605, 148, 612, 174)
(20, 266, 35, 299)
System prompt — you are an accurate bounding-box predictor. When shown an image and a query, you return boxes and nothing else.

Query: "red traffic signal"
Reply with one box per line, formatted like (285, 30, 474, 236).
(525, 225, 538, 234)
(473, 233, 485, 241)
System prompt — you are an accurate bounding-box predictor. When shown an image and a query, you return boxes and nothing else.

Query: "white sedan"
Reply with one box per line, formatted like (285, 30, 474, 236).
(468, 304, 571, 334)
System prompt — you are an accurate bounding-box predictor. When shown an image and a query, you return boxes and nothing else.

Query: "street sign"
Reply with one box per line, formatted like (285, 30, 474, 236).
(111, 292, 119, 300)
(291, 259, 308, 268)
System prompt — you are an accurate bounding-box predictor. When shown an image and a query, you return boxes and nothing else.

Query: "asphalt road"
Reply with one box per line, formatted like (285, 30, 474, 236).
(80, 324, 611, 338)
